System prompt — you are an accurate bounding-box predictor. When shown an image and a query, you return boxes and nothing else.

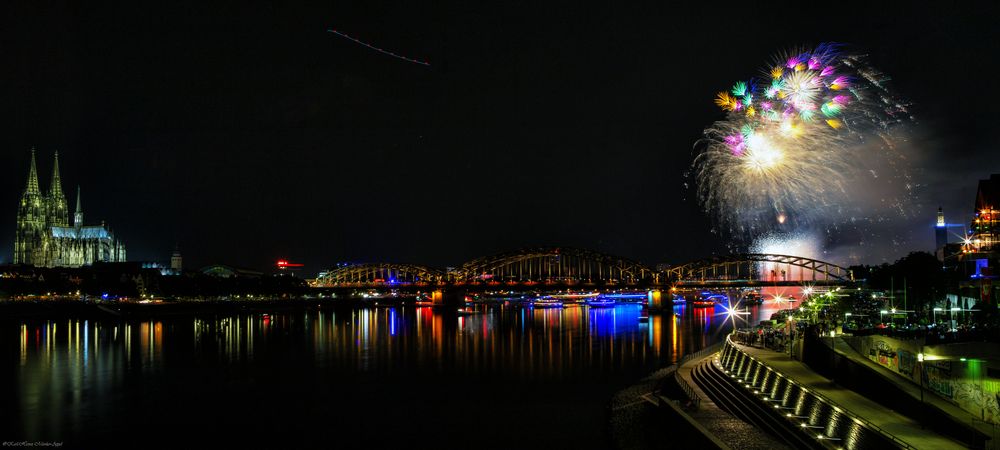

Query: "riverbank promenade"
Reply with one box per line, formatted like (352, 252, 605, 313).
(736, 341, 965, 449)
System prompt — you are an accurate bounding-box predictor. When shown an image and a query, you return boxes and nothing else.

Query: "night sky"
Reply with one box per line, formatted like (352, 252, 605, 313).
(3, 2, 1000, 272)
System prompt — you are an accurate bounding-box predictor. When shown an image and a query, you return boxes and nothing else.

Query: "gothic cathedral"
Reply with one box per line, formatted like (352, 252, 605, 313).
(14, 149, 126, 267)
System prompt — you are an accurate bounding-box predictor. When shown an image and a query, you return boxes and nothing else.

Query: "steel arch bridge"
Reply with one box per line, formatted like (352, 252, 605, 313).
(665, 253, 853, 287)
(311, 250, 852, 290)
(315, 263, 445, 287)
(455, 247, 656, 285)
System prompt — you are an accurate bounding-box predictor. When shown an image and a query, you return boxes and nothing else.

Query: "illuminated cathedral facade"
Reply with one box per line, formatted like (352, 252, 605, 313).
(14, 150, 126, 267)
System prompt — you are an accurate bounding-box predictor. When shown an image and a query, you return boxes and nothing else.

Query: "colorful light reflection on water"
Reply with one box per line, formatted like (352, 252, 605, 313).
(6, 301, 790, 448)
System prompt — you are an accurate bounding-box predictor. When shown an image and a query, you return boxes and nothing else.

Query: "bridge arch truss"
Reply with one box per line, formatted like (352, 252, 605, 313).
(315, 263, 445, 287)
(456, 247, 656, 285)
(665, 253, 853, 284)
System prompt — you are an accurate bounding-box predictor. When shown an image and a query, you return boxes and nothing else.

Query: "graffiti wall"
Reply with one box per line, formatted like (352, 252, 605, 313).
(846, 335, 1000, 424)
(851, 336, 921, 383)
(951, 361, 1000, 424)
(897, 349, 917, 379)
(923, 360, 954, 399)
(869, 340, 897, 370)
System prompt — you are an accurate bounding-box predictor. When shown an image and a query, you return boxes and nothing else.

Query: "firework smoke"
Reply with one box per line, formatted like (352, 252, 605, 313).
(694, 43, 913, 260)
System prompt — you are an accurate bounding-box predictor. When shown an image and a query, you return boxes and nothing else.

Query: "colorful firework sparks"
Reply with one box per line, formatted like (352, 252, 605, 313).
(327, 29, 430, 66)
(694, 43, 911, 242)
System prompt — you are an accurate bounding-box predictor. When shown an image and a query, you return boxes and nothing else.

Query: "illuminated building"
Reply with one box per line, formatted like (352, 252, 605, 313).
(13, 149, 126, 267)
(961, 174, 1000, 255)
(936, 207, 947, 249)
(171, 246, 183, 272)
(954, 174, 999, 304)
(935, 207, 963, 262)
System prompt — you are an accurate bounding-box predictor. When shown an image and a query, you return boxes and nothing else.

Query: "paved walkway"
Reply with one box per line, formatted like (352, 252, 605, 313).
(737, 342, 966, 450)
(675, 353, 790, 450)
(610, 361, 774, 449)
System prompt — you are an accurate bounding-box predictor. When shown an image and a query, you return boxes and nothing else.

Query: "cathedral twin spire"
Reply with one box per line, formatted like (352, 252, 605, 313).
(21, 149, 75, 228)
(25, 148, 40, 195)
(50, 150, 64, 199)
(48, 151, 68, 227)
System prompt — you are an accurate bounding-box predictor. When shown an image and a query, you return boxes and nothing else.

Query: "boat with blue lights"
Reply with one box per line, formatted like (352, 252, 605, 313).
(547, 292, 599, 304)
(586, 297, 615, 308)
(600, 292, 647, 302)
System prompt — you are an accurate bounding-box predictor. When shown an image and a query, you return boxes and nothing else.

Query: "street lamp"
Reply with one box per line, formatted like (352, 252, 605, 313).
(933, 307, 942, 326)
(917, 352, 925, 411)
(880, 310, 888, 326)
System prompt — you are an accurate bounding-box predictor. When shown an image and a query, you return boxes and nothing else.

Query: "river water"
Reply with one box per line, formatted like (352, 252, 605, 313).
(5, 301, 790, 448)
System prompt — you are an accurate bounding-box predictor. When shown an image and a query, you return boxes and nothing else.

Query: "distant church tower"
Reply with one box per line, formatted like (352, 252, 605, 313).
(170, 245, 183, 272)
(74, 185, 83, 227)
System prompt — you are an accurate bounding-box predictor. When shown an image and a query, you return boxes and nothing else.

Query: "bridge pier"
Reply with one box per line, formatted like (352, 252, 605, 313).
(647, 289, 665, 312)
(431, 289, 467, 307)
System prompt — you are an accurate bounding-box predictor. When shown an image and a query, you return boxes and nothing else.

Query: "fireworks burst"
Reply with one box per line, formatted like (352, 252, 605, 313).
(694, 43, 911, 246)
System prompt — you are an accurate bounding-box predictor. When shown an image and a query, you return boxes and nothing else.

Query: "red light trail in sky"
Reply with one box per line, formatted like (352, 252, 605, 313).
(276, 260, 304, 269)
(327, 29, 430, 67)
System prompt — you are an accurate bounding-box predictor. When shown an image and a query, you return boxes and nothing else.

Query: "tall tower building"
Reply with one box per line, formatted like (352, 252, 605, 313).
(170, 245, 183, 272)
(14, 149, 46, 264)
(936, 207, 948, 250)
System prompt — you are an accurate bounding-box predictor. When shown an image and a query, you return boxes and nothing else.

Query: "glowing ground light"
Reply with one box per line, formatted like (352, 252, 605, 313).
(327, 29, 431, 66)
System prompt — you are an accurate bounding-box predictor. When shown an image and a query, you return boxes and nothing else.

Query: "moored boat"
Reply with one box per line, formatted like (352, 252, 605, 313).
(532, 297, 564, 308)
(586, 297, 615, 308)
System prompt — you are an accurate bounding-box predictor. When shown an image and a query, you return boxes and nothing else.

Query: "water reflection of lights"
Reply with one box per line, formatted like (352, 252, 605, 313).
(691, 305, 712, 333)
(649, 314, 663, 358)
(13, 302, 781, 440)
(589, 305, 638, 337)
(671, 314, 679, 358)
